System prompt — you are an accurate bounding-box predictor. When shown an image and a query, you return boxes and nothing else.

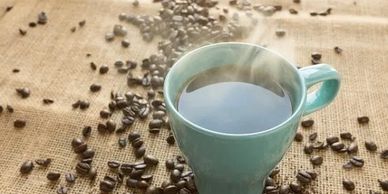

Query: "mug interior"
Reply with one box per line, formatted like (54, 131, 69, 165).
(164, 42, 305, 136)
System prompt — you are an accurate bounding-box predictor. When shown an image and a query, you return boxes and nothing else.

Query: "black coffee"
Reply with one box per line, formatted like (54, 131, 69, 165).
(177, 65, 292, 134)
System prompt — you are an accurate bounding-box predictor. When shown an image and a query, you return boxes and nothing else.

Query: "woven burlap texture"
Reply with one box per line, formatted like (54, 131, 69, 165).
(0, 0, 387, 193)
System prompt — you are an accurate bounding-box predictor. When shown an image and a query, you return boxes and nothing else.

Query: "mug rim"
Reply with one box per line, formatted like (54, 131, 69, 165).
(164, 42, 306, 138)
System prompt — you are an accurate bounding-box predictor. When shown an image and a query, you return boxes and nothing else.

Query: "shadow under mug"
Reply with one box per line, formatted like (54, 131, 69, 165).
(163, 42, 340, 194)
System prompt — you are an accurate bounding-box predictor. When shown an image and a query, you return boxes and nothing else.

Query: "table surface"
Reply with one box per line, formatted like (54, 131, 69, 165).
(0, 0, 387, 193)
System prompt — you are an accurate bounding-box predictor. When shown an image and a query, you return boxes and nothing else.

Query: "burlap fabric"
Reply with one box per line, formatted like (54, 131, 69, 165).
(0, 0, 387, 193)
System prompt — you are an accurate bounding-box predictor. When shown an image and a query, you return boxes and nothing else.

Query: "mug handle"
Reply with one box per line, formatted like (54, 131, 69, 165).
(299, 64, 341, 116)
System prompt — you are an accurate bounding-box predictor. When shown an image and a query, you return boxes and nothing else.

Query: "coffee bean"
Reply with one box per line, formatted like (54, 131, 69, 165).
(76, 162, 90, 175)
(118, 137, 127, 148)
(121, 39, 130, 48)
(381, 149, 388, 159)
(171, 170, 182, 183)
(113, 24, 127, 36)
(343, 179, 355, 191)
(135, 146, 146, 158)
(106, 119, 116, 133)
(309, 132, 318, 141)
(100, 109, 111, 119)
(71, 138, 84, 148)
(14, 120, 26, 128)
(176, 155, 186, 164)
(290, 181, 302, 193)
(304, 144, 314, 154)
(294, 132, 303, 142)
(134, 163, 147, 170)
(35, 158, 52, 167)
(301, 119, 314, 128)
(81, 158, 92, 164)
(126, 178, 138, 188)
(12, 68, 20, 73)
(365, 141, 377, 152)
(105, 32, 115, 41)
(74, 143, 88, 154)
(144, 154, 159, 166)
(357, 116, 369, 124)
(296, 170, 312, 184)
(16, 87, 31, 98)
(141, 174, 153, 182)
(38, 12, 48, 24)
(6, 105, 14, 113)
(43, 98, 54, 104)
(334, 46, 343, 54)
(279, 185, 290, 194)
(347, 142, 358, 154)
(378, 179, 388, 191)
(65, 173, 77, 183)
(90, 84, 101, 92)
(122, 116, 135, 126)
(264, 186, 278, 193)
(57, 186, 68, 194)
(165, 159, 175, 170)
(164, 185, 179, 194)
(72, 100, 81, 109)
(342, 161, 353, 170)
(331, 142, 345, 151)
(47, 172, 61, 181)
(149, 119, 164, 129)
(97, 123, 107, 133)
(166, 134, 175, 145)
(100, 180, 115, 192)
(265, 177, 276, 186)
(88, 167, 97, 180)
(5, 6, 13, 12)
(81, 148, 95, 159)
(19, 28, 27, 36)
(310, 155, 323, 165)
(107, 160, 120, 169)
(311, 52, 322, 60)
(269, 167, 280, 178)
(275, 29, 286, 37)
(128, 131, 141, 142)
(99, 64, 109, 74)
(145, 186, 162, 194)
(20, 160, 34, 174)
(310, 12, 318, 16)
(70, 27, 76, 32)
(174, 164, 184, 172)
(289, 8, 298, 14)
(82, 126, 92, 137)
(79, 100, 90, 110)
(137, 180, 149, 189)
(90, 62, 97, 70)
(326, 136, 340, 145)
(132, 138, 144, 148)
(350, 156, 364, 167)
(120, 163, 133, 175)
(340, 132, 353, 140)
(130, 169, 144, 179)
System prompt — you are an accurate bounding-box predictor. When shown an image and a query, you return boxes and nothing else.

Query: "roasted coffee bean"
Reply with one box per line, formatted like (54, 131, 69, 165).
(289, 8, 298, 14)
(82, 126, 92, 137)
(342, 161, 353, 170)
(145, 186, 161, 194)
(334, 46, 343, 54)
(78, 20, 86, 27)
(16, 87, 30, 98)
(90, 62, 97, 70)
(137, 180, 149, 189)
(128, 131, 141, 142)
(378, 179, 388, 191)
(37, 12, 47, 24)
(147, 90, 156, 99)
(149, 119, 163, 129)
(381, 150, 388, 159)
(310, 155, 323, 165)
(275, 29, 286, 37)
(121, 39, 130, 48)
(104, 175, 117, 184)
(6, 105, 14, 113)
(20, 160, 34, 174)
(134, 163, 147, 170)
(264, 186, 278, 193)
(269, 167, 280, 178)
(347, 142, 358, 154)
(12, 68, 20, 73)
(357, 116, 369, 124)
(304, 144, 314, 154)
(43, 98, 54, 104)
(265, 177, 276, 186)
(47, 172, 61, 181)
(130, 169, 144, 179)
(141, 174, 153, 182)
(120, 163, 133, 175)
(144, 154, 159, 166)
(132, 138, 144, 148)
(100, 180, 115, 192)
(294, 132, 303, 142)
(57, 186, 68, 194)
(174, 164, 184, 172)
(126, 178, 138, 188)
(296, 170, 312, 184)
(310, 12, 318, 16)
(108, 160, 120, 169)
(311, 52, 322, 60)
(365, 141, 377, 151)
(340, 132, 353, 140)
(19, 28, 27, 36)
(306, 170, 317, 180)
(105, 32, 115, 41)
(81, 148, 95, 159)
(311, 58, 321, 65)
(164, 185, 179, 194)
(343, 179, 355, 191)
(99, 109, 111, 119)
(106, 119, 116, 133)
(331, 142, 345, 151)
(279, 185, 290, 194)
(90, 84, 101, 92)
(74, 143, 88, 154)
(5, 6, 13, 12)
(118, 137, 127, 148)
(97, 123, 107, 133)
(139, 107, 150, 119)
(149, 128, 160, 134)
(72, 100, 81, 109)
(65, 173, 77, 183)
(309, 132, 318, 141)
(14, 120, 26, 128)
(88, 167, 97, 180)
(350, 156, 364, 167)
(165, 159, 175, 170)
(290, 181, 302, 193)
(135, 146, 146, 158)
(122, 116, 135, 126)
(181, 171, 193, 178)
(99, 64, 109, 74)
(114, 60, 125, 68)
(301, 119, 314, 128)
(81, 158, 93, 164)
(176, 155, 186, 164)
(35, 158, 52, 167)
(71, 138, 84, 148)
(326, 136, 339, 145)
(79, 100, 90, 110)
(166, 134, 175, 145)
(76, 162, 90, 175)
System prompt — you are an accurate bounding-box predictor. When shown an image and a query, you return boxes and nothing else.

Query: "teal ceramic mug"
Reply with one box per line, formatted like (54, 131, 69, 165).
(163, 42, 340, 194)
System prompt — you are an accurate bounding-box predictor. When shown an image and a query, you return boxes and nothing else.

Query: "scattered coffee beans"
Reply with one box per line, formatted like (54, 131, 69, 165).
(343, 179, 355, 191)
(90, 84, 101, 92)
(65, 173, 77, 183)
(57, 186, 68, 194)
(381, 149, 388, 159)
(38, 12, 48, 24)
(294, 132, 303, 142)
(357, 116, 369, 124)
(43, 98, 54, 104)
(365, 141, 377, 152)
(310, 155, 323, 165)
(47, 172, 61, 181)
(14, 120, 26, 128)
(16, 87, 31, 98)
(301, 118, 314, 128)
(20, 160, 34, 174)
(35, 158, 52, 167)
(99, 64, 109, 74)
(378, 179, 388, 191)
(19, 28, 27, 36)
(334, 46, 343, 54)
